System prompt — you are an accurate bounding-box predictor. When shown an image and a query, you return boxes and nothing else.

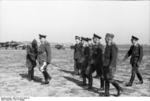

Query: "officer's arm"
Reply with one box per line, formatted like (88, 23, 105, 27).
(110, 45, 118, 67)
(27, 45, 36, 61)
(138, 45, 143, 63)
(123, 46, 132, 61)
(45, 43, 51, 64)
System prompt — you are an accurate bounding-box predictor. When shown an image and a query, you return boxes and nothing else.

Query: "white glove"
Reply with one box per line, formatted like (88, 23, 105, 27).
(40, 62, 47, 72)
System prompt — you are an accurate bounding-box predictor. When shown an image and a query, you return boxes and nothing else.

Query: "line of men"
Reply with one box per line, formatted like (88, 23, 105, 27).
(74, 33, 143, 96)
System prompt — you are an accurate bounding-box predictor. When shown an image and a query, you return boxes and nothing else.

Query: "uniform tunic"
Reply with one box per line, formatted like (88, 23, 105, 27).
(74, 43, 83, 63)
(26, 44, 37, 70)
(125, 44, 143, 66)
(38, 41, 51, 66)
(86, 43, 104, 76)
(103, 43, 118, 79)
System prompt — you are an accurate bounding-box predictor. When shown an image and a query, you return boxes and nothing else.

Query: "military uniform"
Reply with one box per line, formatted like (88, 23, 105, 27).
(86, 43, 104, 89)
(124, 43, 143, 86)
(81, 45, 90, 85)
(26, 39, 38, 81)
(74, 42, 83, 75)
(38, 39, 51, 84)
(103, 43, 122, 96)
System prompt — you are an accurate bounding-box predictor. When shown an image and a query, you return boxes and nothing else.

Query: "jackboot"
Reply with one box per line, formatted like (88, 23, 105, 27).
(88, 76, 93, 89)
(104, 81, 110, 96)
(100, 77, 104, 90)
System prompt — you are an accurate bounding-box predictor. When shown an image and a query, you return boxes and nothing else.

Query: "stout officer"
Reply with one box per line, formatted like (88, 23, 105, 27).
(103, 33, 122, 96)
(26, 39, 38, 81)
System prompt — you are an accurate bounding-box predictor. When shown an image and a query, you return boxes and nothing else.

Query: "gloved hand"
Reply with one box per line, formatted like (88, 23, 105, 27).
(40, 62, 47, 72)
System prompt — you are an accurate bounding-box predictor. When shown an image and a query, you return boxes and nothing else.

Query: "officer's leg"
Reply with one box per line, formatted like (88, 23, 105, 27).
(110, 79, 123, 96)
(136, 67, 143, 84)
(104, 80, 110, 96)
(126, 64, 136, 86)
(88, 65, 95, 89)
(74, 60, 79, 75)
(100, 76, 104, 90)
(98, 65, 104, 90)
(81, 64, 87, 86)
(93, 63, 99, 78)
(28, 66, 33, 81)
(42, 66, 51, 84)
(31, 67, 34, 80)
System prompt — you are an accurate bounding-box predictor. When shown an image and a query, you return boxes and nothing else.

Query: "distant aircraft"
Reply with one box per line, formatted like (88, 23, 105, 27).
(0, 41, 26, 50)
(55, 44, 65, 50)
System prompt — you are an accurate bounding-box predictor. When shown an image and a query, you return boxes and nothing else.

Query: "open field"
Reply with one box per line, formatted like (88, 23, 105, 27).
(0, 48, 150, 97)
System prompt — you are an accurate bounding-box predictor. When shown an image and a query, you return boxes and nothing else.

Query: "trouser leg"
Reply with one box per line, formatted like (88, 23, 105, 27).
(31, 68, 34, 79)
(136, 68, 143, 83)
(88, 75, 93, 89)
(105, 80, 110, 96)
(28, 66, 34, 81)
(100, 77, 104, 89)
(110, 79, 122, 96)
(74, 60, 79, 75)
(130, 70, 135, 84)
(28, 70, 32, 80)
(81, 64, 87, 85)
(42, 66, 51, 84)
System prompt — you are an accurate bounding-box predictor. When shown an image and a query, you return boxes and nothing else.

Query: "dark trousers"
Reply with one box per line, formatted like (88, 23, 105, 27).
(129, 63, 143, 84)
(86, 63, 104, 88)
(42, 65, 51, 81)
(74, 60, 80, 74)
(104, 66, 121, 95)
(28, 66, 34, 80)
(81, 61, 89, 84)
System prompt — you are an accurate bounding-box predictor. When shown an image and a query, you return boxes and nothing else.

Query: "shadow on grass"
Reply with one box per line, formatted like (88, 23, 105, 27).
(19, 73, 43, 83)
(63, 76, 102, 95)
(59, 69, 75, 75)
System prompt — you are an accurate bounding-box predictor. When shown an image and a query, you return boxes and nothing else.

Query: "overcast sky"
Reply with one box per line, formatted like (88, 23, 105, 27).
(0, 0, 150, 44)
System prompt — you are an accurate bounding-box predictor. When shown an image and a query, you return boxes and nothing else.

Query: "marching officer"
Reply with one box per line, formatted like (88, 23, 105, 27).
(80, 37, 91, 86)
(74, 36, 83, 75)
(86, 34, 104, 90)
(26, 39, 38, 81)
(103, 33, 122, 96)
(38, 34, 52, 84)
(123, 35, 143, 86)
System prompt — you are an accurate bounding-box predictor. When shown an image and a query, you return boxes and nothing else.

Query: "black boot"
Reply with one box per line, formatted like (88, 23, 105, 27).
(28, 70, 32, 81)
(104, 81, 110, 96)
(126, 71, 135, 86)
(82, 77, 87, 86)
(136, 70, 143, 84)
(88, 76, 93, 89)
(112, 81, 123, 96)
(31, 68, 34, 80)
(42, 71, 49, 84)
(100, 77, 104, 90)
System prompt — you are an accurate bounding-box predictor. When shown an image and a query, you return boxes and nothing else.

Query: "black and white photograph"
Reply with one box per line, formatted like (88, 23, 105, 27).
(0, 0, 150, 99)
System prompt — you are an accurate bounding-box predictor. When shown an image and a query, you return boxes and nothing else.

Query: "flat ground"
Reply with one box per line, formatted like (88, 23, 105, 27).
(0, 48, 150, 97)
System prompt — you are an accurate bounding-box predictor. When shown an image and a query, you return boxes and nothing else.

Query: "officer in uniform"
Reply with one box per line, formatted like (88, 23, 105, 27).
(26, 39, 38, 81)
(103, 33, 122, 96)
(86, 34, 104, 90)
(80, 37, 91, 86)
(38, 34, 52, 84)
(123, 35, 143, 86)
(74, 36, 82, 75)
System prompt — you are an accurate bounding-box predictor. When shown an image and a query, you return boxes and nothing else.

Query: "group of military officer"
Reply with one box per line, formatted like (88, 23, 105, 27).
(26, 34, 51, 84)
(74, 33, 143, 96)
